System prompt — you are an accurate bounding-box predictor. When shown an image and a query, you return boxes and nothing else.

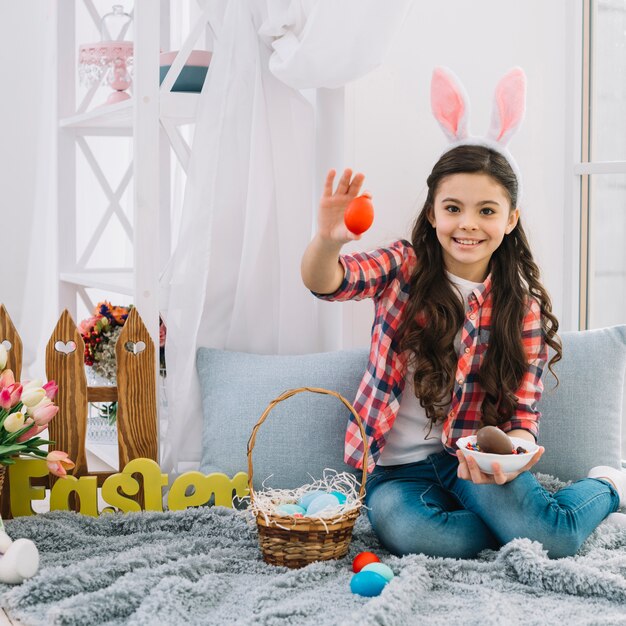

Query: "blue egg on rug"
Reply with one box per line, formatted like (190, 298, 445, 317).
(350, 571, 388, 597)
(361, 562, 394, 582)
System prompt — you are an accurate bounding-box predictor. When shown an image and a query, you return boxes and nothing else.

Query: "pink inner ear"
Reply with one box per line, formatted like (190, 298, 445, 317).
(495, 69, 525, 141)
(431, 68, 465, 138)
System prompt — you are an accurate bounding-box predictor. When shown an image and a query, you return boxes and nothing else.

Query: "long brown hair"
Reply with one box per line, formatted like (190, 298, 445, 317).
(395, 145, 562, 427)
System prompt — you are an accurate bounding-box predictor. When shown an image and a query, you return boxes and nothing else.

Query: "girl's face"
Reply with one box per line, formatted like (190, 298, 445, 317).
(429, 172, 520, 282)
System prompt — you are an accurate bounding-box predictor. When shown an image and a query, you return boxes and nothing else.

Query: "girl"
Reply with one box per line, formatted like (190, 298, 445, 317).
(300, 67, 626, 559)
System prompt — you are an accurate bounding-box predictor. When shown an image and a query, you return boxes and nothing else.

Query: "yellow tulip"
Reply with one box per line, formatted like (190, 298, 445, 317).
(25, 396, 51, 415)
(21, 388, 46, 408)
(21, 379, 43, 393)
(4, 411, 25, 433)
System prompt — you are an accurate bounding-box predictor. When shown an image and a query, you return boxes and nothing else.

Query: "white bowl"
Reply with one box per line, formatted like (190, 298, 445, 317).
(456, 435, 539, 474)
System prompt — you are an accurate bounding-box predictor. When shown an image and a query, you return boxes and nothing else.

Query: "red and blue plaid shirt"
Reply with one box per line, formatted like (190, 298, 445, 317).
(314, 239, 547, 473)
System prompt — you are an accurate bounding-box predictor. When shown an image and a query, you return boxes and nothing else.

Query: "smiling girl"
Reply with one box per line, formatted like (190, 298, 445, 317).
(428, 171, 518, 282)
(300, 68, 626, 559)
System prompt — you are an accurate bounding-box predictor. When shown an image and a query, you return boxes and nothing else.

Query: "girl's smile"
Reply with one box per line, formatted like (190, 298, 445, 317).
(453, 238, 484, 247)
(429, 173, 519, 282)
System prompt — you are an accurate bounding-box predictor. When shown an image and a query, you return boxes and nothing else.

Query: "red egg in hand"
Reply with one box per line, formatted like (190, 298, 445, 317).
(344, 196, 374, 235)
(352, 551, 380, 573)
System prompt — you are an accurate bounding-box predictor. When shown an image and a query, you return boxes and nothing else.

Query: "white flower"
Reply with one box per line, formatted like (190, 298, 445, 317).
(25, 396, 52, 415)
(4, 411, 25, 433)
(21, 388, 46, 408)
(92, 326, 122, 384)
(0, 344, 6, 371)
(21, 378, 43, 393)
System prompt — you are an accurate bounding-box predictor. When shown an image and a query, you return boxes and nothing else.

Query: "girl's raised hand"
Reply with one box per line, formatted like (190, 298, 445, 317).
(456, 446, 545, 486)
(318, 168, 369, 244)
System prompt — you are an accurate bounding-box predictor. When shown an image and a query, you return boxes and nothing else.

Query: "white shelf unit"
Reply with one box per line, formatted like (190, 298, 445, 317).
(59, 270, 134, 296)
(59, 92, 200, 130)
(56, 0, 210, 469)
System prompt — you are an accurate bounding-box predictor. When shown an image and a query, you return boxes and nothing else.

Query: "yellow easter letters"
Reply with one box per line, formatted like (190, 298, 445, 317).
(8, 457, 249, 517)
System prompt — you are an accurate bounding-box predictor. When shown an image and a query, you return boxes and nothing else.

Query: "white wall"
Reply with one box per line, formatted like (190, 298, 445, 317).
(340, 0, 572, 347)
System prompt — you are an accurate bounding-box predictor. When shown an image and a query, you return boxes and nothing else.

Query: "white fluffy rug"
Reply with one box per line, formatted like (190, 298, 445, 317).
(3, 474, 626, 626)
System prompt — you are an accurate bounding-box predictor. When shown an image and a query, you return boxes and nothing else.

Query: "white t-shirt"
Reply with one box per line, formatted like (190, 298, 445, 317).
(377, 272, 483, 466)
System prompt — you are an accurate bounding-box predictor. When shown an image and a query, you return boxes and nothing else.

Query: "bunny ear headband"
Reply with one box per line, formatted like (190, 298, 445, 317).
(431, 66, 526, 203)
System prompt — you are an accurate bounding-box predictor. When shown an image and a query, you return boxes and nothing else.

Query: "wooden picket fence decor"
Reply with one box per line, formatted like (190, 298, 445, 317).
(0, 305, 158, 518)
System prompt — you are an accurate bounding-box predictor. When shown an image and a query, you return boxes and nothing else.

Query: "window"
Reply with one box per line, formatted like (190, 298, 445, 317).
(579, 0, 626, 329)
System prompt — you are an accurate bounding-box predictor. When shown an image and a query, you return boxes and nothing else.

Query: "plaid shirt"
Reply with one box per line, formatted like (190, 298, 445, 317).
(314, 239, 547, 473)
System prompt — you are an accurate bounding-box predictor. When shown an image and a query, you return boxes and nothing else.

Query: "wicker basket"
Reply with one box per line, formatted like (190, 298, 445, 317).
(247, 386, 369, 569)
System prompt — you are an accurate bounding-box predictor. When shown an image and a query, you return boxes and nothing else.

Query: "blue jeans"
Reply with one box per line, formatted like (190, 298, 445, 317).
(365, 450, 620, 559)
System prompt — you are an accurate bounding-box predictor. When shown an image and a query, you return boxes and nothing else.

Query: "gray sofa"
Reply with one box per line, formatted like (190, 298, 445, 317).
(197, 326, 626, 488)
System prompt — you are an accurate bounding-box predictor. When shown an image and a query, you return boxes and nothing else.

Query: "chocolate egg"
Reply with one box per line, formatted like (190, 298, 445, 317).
(476, 426, 513, 454)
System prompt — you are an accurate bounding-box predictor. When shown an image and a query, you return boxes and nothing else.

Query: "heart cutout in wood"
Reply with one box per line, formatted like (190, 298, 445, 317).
(125, 341, 146, 355)
(54, 340, 77, 354)
(1, 340, 11, 351)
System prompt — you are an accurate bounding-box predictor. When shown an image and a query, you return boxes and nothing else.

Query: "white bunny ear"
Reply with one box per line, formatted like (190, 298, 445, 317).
(487, 67, 526, 146)
(431, 67, 470, 143)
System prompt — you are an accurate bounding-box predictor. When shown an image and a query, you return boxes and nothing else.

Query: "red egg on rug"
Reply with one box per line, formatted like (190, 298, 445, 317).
(352, 551, 380, 573)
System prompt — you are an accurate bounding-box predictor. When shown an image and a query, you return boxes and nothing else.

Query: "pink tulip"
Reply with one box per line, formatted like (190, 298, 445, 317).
(17, 421, 45, 443)
(0, 389, 11, 410)
(8, 383, 22, 407)
(46, 451, 75, 478)
(31, 403, 58, 426)
(0, 383, 22, 410)
(0, 369, 15, 391)
(42, 380, 58, 400)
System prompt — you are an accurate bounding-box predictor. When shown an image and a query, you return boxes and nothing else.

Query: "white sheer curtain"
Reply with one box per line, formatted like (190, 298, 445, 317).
(160, 0, 412, 475)
(4, 4, 57, 380)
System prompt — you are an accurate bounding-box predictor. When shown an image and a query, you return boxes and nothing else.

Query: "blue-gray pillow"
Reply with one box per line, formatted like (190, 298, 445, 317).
(197, 348, 369, 489)
(534, 325, 626, 481)
(197, 326, 626, 488)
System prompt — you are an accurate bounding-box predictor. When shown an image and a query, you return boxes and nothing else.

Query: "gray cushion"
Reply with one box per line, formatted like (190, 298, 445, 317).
(197, 348, 369, 489)
(534, 325, 626, 481)
(197, 326, 626, 488)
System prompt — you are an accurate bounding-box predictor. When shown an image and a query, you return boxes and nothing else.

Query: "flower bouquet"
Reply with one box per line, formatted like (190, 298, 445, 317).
(79, 301, 131, 383)
(79, 301, 131, 429)
(80, 301, 167, 382)
(79, 302, 167, 429)
(0, 344, 75, 481)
